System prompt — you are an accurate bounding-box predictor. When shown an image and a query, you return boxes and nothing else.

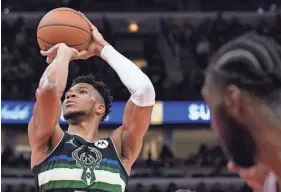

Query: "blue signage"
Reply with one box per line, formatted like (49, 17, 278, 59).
(164, 101, 210, 123)
(1, 100, 211, 124)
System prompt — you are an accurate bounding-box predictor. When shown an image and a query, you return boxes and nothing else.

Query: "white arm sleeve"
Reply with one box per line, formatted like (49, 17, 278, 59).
(101, 45, 155, 107)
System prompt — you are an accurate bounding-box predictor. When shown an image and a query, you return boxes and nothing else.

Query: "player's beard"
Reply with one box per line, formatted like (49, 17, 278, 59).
(63, 110, 87, 121)
(215, 104, 257, 168)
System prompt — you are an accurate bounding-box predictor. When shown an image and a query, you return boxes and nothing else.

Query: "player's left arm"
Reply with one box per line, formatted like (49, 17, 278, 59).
(100, 45, 155, 169)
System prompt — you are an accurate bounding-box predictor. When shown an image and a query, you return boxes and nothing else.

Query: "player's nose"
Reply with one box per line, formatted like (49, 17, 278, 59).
(66, 92, 77, 99)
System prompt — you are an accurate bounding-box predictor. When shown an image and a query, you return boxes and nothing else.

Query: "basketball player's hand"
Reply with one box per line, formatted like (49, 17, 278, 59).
(71, 12, 109, 60)
(227, 161, 269, 190)
(41, 43, 87, 64)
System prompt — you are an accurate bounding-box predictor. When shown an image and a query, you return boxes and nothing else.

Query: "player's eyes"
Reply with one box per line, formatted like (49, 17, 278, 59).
(80, 90, 87, 94)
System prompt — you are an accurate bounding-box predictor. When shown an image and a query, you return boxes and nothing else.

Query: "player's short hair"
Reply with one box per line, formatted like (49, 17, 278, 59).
(207, 32, 281, 99)
(72, 74, 113, 121)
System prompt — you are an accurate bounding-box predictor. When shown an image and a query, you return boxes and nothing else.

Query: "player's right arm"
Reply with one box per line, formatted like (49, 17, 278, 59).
(28, 43, 81, 168)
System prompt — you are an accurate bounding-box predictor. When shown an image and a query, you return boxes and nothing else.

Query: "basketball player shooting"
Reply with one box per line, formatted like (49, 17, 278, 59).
(28, 21, 155, 191)
(201, 33, 281, 191)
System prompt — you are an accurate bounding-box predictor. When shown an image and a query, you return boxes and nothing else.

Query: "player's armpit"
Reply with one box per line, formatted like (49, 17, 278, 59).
(111, 100, 153, 165)
(123, 100, 153, 139)
(29, 121, 63, 169)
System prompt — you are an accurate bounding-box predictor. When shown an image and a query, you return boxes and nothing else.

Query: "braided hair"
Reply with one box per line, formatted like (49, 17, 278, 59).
(206, 33, 281, 101)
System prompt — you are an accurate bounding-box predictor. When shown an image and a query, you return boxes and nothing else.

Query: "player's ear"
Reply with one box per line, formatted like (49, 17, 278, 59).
(224, 84, 241, 115)
(95, 104, 105, 115)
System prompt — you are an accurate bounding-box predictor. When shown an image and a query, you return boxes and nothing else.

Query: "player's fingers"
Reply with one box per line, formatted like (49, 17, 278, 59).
(47, 56, 55, 64)
(41, 44, 59, 56)
(40, 50, 48, 56)
(91, 26, 104, 42)
(40, 49, 53, 56)
(91, 25, 98, 32)
(73, 50, 88, 60)
(46, 56, 51, 64)
(78, 50, 88, 58)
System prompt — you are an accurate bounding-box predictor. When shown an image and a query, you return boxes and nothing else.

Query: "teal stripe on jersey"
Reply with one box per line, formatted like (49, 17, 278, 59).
(40, 180, 122, 192)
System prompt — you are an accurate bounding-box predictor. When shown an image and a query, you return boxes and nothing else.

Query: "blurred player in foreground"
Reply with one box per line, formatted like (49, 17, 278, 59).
(28, 17, 155, 192)
(228, 161, 269, 190)
(201, 33, 281, 191)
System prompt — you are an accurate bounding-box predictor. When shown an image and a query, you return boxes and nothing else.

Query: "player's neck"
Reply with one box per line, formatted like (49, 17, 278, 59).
(67, 117, 100, 142)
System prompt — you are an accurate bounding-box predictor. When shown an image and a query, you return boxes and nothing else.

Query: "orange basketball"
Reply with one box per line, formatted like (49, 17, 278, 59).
(37, 8, 91, 52)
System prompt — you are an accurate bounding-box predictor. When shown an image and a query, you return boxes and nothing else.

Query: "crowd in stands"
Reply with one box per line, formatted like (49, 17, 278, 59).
(2, 0, 280, 12)
(2, 13, 281, 101)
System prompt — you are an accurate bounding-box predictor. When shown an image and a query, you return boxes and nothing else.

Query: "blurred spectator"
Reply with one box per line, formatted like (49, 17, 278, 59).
(135, 183, 145, 192)
(165, 183, 179, 192)
(17, 184, 29, 192)
(149, 184, 161, 192)
(160, 145, 174, 160)
(224, 184, 238, 192)
(210, 183, 224, 192)
(2, 145, 15, 165)
(240, 184, 253, 192)
(3, 185, 16, 192)
(146, 151, 154, 168)
(159, 145, 174, 166)
(195, 182, 207, 192)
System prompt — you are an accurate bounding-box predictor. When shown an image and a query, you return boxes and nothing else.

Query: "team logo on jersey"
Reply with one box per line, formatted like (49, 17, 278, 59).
(72, 146, 102, 185)
(94, 140, 109, 149)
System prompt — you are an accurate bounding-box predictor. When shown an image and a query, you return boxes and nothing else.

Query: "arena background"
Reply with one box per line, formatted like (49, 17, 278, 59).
(1, 0, 281, 191)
